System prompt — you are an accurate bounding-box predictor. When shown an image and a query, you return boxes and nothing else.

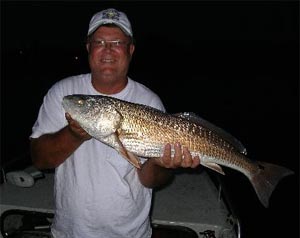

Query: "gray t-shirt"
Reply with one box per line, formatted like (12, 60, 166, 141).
(31, 74, 165, 238)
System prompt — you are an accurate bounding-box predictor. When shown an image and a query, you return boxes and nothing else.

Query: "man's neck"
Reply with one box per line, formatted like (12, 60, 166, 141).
(91, 75, 128, 95)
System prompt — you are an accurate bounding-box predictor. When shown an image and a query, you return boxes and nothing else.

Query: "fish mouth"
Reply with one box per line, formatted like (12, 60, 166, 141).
(62, 95, 86, 111)
(63, 94, 87, 102)
(62, 96, 72, 111)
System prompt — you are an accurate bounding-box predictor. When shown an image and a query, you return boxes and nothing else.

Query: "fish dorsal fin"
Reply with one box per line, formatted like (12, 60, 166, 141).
(174, 112, 247, 155)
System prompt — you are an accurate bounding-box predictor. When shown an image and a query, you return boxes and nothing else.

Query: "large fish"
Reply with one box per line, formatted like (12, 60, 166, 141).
(62, 94, 293, 207)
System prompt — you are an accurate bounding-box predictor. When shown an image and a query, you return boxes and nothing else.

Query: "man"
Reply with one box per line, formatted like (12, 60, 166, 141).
(30, 8, 200, 238)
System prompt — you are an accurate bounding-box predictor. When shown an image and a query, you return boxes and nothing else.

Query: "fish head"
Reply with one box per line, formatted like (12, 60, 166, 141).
(62, 94, 101, 118)
(62, 94, 122, 138)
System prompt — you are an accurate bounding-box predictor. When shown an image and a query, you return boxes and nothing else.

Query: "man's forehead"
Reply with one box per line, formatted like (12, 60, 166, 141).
(91, 25, 130, 39)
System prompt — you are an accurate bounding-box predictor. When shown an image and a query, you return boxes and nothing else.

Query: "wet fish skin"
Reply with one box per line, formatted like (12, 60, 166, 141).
(62, 94, 294, 207)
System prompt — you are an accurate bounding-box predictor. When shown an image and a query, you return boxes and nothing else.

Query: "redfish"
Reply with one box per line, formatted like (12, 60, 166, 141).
(62, 94, 294, 207)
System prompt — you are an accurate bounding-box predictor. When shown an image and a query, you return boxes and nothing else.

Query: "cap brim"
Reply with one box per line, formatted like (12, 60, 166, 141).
(88, 20, 132, 37)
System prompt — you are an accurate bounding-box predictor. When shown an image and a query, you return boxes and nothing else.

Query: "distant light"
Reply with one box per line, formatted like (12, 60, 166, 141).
(74, 56, 79, 60)
(19, 50, 23, 55)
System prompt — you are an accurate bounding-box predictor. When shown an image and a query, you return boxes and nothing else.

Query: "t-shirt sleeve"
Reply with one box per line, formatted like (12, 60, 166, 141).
(147, 94, 166, 112)
(30, 82, 67, 139)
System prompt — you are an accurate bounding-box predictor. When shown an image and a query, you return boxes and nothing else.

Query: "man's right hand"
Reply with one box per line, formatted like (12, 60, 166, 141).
(31, 114, 92, 169)
(65, 113, 92, 141)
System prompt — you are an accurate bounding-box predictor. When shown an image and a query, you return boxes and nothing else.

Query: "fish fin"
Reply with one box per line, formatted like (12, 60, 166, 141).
(127, 151, 142, 169)
(174, 112, 247, 155)
(249, 161, 294, 208)
(118, 148, 141, 169)
(113, 134, 141, 169)
(202, 162, 225, 175)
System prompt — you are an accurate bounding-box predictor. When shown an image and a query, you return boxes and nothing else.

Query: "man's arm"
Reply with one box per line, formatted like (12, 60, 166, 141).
(30, 113, 91, 169)
(137, 143, 200, 188)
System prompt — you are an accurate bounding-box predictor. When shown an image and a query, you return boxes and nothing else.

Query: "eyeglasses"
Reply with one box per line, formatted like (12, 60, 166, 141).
(89, 39, 130, 50)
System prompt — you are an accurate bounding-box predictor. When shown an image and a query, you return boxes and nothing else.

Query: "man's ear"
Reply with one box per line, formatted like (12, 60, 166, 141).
(86, 43, 90, 53)
(129, 44, 135, 56)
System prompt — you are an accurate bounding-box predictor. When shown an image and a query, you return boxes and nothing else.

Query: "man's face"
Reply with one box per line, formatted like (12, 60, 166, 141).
(86, 26, 135, 80)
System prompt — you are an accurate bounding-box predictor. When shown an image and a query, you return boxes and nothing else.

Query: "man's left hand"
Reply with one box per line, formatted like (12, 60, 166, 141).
(154, 143, 200, 169)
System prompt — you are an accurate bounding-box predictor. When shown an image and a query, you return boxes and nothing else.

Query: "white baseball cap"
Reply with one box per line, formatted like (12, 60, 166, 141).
(87, 8, 133, 37)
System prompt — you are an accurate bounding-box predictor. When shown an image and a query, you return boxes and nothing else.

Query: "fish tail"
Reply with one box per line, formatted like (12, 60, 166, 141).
(249, 161, 294, 208)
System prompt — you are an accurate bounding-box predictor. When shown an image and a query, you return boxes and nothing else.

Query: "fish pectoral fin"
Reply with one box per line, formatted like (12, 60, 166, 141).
(127, 151, 142, 169)
(113, 134, 141, 169)
(202, 162, 225, 175)
(118, 148, 141, 169)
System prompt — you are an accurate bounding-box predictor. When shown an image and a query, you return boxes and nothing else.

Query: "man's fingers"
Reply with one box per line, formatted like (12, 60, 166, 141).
(65, 113, 71, 120)
(182, 146, 193, 168)
(173, 143, 182, 167)
(156, 143, 201, 169)
(191, 156, 201, 168)
(161, 143, 172, 167)
(65, 113, 91, 140)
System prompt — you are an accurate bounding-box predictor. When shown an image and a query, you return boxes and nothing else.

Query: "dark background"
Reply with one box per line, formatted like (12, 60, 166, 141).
(1, 1, 299, 238)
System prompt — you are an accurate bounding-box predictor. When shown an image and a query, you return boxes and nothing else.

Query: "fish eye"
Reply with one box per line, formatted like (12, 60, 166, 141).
(77, 99, 84, 105)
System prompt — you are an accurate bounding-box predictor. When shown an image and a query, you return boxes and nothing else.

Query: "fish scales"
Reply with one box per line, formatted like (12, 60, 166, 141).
(125, 112, 225, 160)
(116, 101, 234, 159)
(62, 94, 294, 208)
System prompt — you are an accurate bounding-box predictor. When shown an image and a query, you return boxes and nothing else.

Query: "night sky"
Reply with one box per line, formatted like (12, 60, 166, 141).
(1, 1, 299, 238)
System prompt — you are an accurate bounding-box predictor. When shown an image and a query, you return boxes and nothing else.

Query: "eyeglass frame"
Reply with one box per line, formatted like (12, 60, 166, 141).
(87, 39, 133, 50)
